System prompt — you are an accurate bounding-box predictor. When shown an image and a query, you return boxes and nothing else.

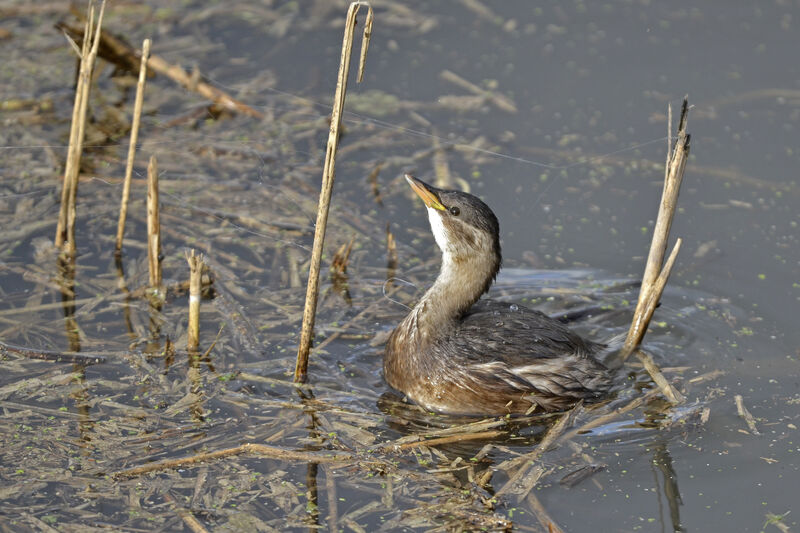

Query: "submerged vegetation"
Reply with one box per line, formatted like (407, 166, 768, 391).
(1, 1, 794, 532)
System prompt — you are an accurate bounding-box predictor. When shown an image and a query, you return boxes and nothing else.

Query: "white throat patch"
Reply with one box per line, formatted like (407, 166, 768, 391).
(426, 207, 449, 253)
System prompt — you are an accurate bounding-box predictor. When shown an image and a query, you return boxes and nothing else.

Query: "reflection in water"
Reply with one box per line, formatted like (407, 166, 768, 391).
(57, 255, 95, 447)
(652, 440, 684, 533)
(330, 236, 354, 306)
(305, 462, 320, 531)
(70, 365, 94, 448)
(187, 350, 207, 425)
(146, 294, 163, 356)
(385, 222, 398, 282)
(114, 254, 137, 342)
(163, 337, 175, 370)
(296, 387, 324, 530)
(56, 255, 80, 352)
(376, 387, 572, 490)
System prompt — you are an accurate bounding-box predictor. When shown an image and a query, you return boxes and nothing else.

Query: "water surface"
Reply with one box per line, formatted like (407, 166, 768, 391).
(1, 1, 798, 531)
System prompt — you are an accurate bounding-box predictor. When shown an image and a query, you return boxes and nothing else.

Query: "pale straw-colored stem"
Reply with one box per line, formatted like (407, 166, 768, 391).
(294, 2, 373, 383)
(56, 1, 106, 254)
(186, 250, 205, 352)
(55, 8, 91, 248)
(115, 38, 151, 255)
(621, 97, 690, 360)
(146, 155, 161, 289)
(635, 348, 685, 404)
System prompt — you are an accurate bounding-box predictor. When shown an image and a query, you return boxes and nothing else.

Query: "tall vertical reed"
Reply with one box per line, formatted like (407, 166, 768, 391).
(294, 2, 373, 383)
(55, 0, 106, 255)
(621, 97, 691, 358)
(186, 250, 205, 352)
(619, 97, 691, 405)
(115, 38, 151, 255)
(146, 155, 161, 289)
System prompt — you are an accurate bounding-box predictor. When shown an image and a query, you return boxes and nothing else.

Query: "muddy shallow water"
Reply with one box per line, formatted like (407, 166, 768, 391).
(1, 1, 798, 532)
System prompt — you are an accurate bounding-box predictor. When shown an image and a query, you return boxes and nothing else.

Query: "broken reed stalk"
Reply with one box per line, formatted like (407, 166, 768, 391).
(186, 250, 205, 352)
(390, 430, 505, 451)
(162, 493, 209, 533)
(115, 38, 151, 255)
(145, 51, 264, 119)
(55, 0, 106, 254)
(113, 442, 356, 479)
(734, 394, 760, 435)
(635, 348, 684, 404)
(629, 241, 686, 403)
(55, 8, 91, 248)
(560, 389, 661, 442)
(294, 1, 373, 383)
(146, 155, 161, 289)
(621, 96, 691, 361)
(526, 492, 566, 533)
(0, 340, 106, 365)
(495, 403, 582, 498)
(57, 20, 263, 119)
(618, 97, 691, 405)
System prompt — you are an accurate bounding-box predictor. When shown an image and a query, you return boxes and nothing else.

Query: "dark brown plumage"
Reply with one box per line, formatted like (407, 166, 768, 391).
(384, 175, 613, 415)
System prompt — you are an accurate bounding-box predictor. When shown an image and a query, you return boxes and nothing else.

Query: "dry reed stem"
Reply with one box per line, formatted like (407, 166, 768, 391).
(0, 340, 105, 365)
(295, 2, 373, 383)
(440, 69, 517, 113)
(630, 240, 685, 403)
(186, 250, 205, 352)
(371, 418, 507, 453)
(644, 97, 690, 292)
(66, 3, 105, 256)
(621, 97, 690, 361)
(146, 155, 161, 288)
(357, 5, 373, 82)
(688, 369, 726, 385)
(639, 238, 682, 329)
(55, 10, 90, 248)
(621, 241, 684, 402)
(113, 443, 357, 478)
(0, 282, 188, 317)
(115, 38, 151, 255)
(526, 492, 566, 533)
(55, 0, 106, 254)
(764, 513, 792, 533)
(144, 54, 263, 118)
(323, 465, 338, 533)
(58, 21, 264, 119)
(734, 394, 760, 435)
(330, 237, 355, 276)
(384, 430, 505, 452)
(561, 389, 661, 441)
(495, 403, 582, 498)
(634, 349, 684, 404)
(386, 223, 398, 273)
(418, 417, 507, 438)
(162, 493, 209, 533)
(432, 130, 455, 190)
(190, 469, 208, 509)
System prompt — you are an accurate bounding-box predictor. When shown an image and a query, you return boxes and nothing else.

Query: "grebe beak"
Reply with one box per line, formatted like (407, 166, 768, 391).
(405, 174, 445, 211)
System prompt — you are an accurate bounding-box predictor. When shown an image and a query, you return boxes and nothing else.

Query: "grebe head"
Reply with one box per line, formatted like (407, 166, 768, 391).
(405, 174, 501, 270)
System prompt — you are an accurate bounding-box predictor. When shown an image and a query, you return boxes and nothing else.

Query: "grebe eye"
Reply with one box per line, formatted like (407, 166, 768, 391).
(449, 206, 460, 216)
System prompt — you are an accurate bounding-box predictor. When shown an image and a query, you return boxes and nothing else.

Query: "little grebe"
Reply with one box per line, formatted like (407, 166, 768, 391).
(384, 175, 614, 415)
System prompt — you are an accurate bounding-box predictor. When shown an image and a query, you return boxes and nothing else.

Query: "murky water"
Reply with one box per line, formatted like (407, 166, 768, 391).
(1, 1, 798, 531)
